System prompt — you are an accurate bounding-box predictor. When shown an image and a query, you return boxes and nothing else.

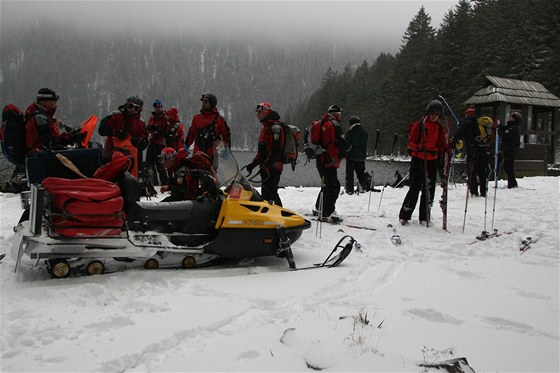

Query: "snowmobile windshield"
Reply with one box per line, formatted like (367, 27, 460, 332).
(211, 140, 262, 201)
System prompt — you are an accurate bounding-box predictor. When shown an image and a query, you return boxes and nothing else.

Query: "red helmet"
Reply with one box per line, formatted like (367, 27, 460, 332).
(255, 102, 272, 112)
(166, 107, 179, 122)
(158, 147, 177, 165)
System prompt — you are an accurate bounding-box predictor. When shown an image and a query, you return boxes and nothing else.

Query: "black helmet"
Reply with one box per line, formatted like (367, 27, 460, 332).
(426, 100, 443, 114)
(127, 95, 144, 107)
(200, 93, 217, 108)
(349, 116, 361, 125)
(511, 111, 522, 121)
(327, 104, 342, 113)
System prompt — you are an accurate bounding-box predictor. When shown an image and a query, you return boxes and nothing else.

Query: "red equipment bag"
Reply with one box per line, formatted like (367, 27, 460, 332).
(93, 152, 133, 182)
(42, 177, 121, 201)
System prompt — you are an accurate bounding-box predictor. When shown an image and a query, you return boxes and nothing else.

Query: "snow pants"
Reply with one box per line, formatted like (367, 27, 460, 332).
(314, 163, 340, 218)
(399, 156, 438, 222)
(261, 168, 282, 207)
(345, 159, 368, 192)
(467, 151, 489, 197)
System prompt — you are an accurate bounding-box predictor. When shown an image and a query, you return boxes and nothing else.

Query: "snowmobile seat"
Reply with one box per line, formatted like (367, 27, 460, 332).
(118, 172, 142, 204)
(127, 197, 218, 235)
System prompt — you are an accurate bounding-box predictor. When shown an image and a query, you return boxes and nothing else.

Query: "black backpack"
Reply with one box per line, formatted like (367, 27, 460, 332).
(1, 104, 27, 164)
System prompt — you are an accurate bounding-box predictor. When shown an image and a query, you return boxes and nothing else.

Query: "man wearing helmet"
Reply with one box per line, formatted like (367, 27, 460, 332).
(158, 147, 219, 202)
(313, 104, 351, 222)
(184, 93, 230, 159)
(244, 102, 285, 206)
(498, 111, 521, 188)
(98, 95, 148, 177)
(398, 99, 448, 226)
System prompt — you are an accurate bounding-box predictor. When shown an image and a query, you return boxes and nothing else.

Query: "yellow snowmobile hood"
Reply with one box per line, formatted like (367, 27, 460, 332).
(215, 199, 308, 229)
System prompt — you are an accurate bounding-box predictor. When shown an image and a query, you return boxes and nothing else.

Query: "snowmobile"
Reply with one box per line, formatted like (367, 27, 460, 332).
(12, 141, 313, 278)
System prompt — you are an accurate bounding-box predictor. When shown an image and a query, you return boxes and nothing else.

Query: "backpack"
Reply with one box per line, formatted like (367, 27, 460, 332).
(280, 122, 301, 170)
(303, 119, 327, 159)
(1, 104, 27, 164)
(476, 116, 494, 147)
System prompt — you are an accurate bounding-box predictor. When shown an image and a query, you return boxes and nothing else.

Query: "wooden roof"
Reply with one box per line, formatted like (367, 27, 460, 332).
(464, 76, 560, 108)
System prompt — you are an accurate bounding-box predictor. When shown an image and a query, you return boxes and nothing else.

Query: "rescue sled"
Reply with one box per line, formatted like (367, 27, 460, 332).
(12, 141, 312, 278)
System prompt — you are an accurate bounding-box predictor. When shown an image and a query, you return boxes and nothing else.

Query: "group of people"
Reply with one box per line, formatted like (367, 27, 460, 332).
(398, 99, 521, 226)
(7, 88, 522, 226)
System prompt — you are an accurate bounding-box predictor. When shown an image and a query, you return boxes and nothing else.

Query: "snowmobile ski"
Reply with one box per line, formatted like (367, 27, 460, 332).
(293, 235, 356, 271)
(0, 253, 5, 262)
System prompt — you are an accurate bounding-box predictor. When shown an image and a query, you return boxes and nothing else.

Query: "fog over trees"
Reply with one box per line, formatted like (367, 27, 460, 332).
(1, 0, 558, 154)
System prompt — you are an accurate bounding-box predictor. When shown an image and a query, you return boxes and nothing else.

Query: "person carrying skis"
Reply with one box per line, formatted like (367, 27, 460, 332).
(313, 104, 351, 222)
(498, 111, 521, 188)
(398, 100, 448, 226)
(145, 99, 169, 185)
(25, 88, 85, 155)
(158, 147, 219, 202)
(184, 93, 230, 160)
(344, 115, 369, 194)
(244, 102, 285, 206)
(98, 95, 148, 178)
(455, 107, 491, 197)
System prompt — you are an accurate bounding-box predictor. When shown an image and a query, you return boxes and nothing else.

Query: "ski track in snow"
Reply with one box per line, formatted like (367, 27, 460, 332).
(0, 177, 558, 371)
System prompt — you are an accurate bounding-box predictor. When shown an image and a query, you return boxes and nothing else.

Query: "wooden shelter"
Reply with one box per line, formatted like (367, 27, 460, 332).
(464, 76, 560, 175)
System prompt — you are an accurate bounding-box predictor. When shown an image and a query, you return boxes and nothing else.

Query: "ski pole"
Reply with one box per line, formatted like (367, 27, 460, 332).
(367, 169, 374, 211)
(393, 172, 409, 188)
(491, 127, 500, 230)
(316, 177, 324, 238)
(483, 162, 492, 232)
(377, 183, 388, 211)
(389, 133, 397, 165)
(461, 158, 475, 234)
(374, 129, 380, 159)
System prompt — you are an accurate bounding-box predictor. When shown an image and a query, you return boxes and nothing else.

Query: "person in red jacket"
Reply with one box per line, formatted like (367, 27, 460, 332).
(244, 102, 285, 206)
(98, 95, 147, 178)
(184, 93, 230, 159)
(158, 147, 219, 202)
(398, 99, 448, 226)
(146, 99, 168, 185)
(25, 88, 84, 155)
(163, 107, 185, 151)
(313, 105, 351, 222)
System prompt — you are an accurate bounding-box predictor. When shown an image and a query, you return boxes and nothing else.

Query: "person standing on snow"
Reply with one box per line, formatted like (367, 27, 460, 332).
(398, 99, 448, 226)
(313, 104, 351, 222)
(498, 111, 521, 188)
(244, 102, 285, 206)
(345, 115, 369, 194)
(98, 95, 148, 178)
(184, 93, 230, 160)
(25, 88, 85, 155)
(455, 107, 491, 197)
(145, 99, 169, 185)
(163, 107, 185, 153)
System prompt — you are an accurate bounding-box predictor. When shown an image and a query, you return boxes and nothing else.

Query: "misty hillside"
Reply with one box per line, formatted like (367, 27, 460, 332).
(0, 24, 379, 150)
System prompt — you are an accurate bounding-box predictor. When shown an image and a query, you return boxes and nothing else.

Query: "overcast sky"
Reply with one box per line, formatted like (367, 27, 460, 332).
(2, 1, 459, 50)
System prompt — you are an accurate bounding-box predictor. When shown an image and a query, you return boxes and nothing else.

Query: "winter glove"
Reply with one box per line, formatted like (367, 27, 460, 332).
(244, 163, 255, 174)
(131, 137, 148, 150)
(115, 129, 128, 140)
(304, 146, 316, 160)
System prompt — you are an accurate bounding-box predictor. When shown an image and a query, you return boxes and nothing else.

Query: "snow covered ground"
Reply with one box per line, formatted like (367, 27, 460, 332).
(1, 176, 558, 372)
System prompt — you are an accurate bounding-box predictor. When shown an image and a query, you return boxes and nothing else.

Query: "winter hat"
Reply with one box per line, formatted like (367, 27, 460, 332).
(511, 112, 522, 121)
(166, 107, 179, 122)
(186, 151, 213, 171)
(465, 107, 475, 117)
(327, 104, 342, 114)
(36, 88, 59, 102)
(255, 102, 272, 112)
(200, 93, 217, 108)
(158, 147, 177, 163)
(153, 99, 163, 108)
(349, 116, 361, 125)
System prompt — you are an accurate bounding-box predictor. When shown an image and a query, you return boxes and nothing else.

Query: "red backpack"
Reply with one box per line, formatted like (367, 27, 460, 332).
(1, 104, 27, 164)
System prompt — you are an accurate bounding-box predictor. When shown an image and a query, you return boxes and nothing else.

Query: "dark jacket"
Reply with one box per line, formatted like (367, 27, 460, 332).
(498, 119, 520, 158)
(346, 123, 368, 161)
